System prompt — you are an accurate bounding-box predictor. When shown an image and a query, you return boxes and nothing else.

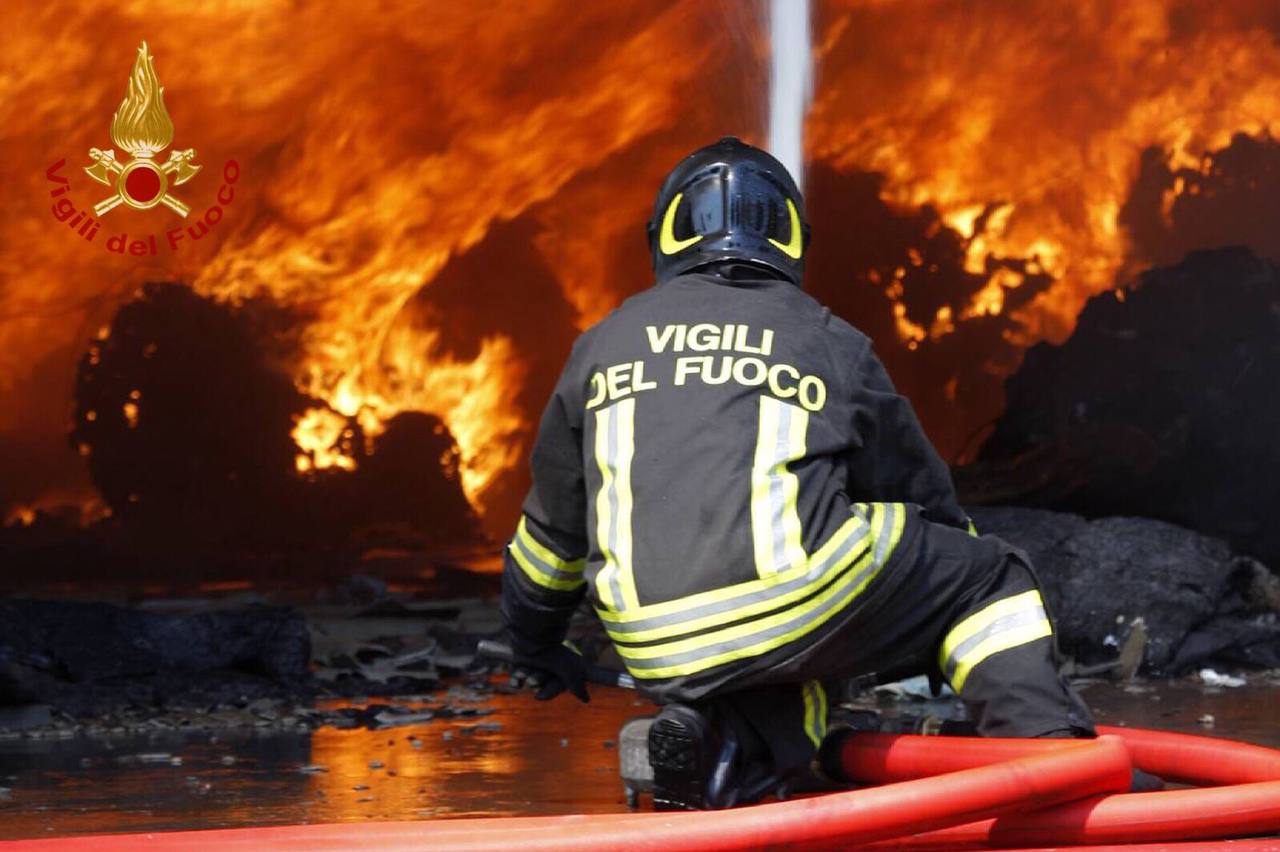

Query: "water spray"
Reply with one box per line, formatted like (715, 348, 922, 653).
(768, 0, 813, 190)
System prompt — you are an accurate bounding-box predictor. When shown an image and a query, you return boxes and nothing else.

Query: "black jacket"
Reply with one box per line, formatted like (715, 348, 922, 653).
(501, 271, 967, 699)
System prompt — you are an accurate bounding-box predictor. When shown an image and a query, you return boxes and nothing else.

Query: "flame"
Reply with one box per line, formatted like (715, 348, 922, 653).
(962, 268, 1024, 323)
(0, 2, 753, 534)
(292, 407, 356, 473)
(6, 507, 36, 527)
(811, 0, 1280, 346)
(122, 389, 141, 429)
(3, 495, 110, 528)
(6, 1, 1280, 538)
(891, 305, 924, 349)
(179, 3, 736, 523)
(369, 331, 528, 503)
(110, 42, 175, 158)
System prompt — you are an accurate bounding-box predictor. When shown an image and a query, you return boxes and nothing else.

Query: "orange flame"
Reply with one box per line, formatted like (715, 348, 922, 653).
(4, 1, 1280, 539)
(811, 0, 1280, 345)
(0, 2, 755, 534)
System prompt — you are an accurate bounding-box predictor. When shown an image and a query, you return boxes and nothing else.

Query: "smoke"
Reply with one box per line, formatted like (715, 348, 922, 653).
(768, 0, 812, 188)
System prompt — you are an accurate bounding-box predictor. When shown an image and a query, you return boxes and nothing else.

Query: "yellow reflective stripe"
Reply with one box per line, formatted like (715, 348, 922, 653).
(781, 403, 807, 569)
(509, 543, 584, 592)
(751, 397, 808, 578)
(616, 546, 876, 676)
(614, 539, 875, 675)
(613, 398, 639, 609)
(617, 505, 905, 679)
(593, 400, 638, 611)
(598, 514, 868, 643)
(508, 516, 585, 592)
(598, 505, 870, 630)
(949, 618, 1052, 692)
(802, 680, 827, 749)
(940, 590, 1044, 665)
(616, 520, 883, 658)
(593, 404, 618, 610)
(750, 397, 779, 574)
(516, 517, 584, 575)
(767, 198, 804, 259)
(658, 192, 703, 254)
(940, 590, 1052, 692)
(967, 519, 978, 537)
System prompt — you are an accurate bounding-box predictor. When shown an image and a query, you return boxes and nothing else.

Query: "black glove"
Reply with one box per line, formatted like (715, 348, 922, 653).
(510, 642, 590, 704)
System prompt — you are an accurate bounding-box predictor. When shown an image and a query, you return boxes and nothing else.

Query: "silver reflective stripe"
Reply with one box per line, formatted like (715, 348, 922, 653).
(512, 527, 580, 587)
(594, 400, 636, 611)
(604, 405, 624, 608)
(621, 503, 901, 670)
(752, 397, 807, 577)
(942, 603, 1048, 681)
(603, 505, 875, 638)
(768, 401, 793, 570)
(871, 504, 896, 566)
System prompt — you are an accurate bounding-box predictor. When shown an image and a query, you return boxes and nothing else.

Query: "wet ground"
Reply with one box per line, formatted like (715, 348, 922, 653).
(0, 684, 648, 840)
(0, 675, 1277, 841)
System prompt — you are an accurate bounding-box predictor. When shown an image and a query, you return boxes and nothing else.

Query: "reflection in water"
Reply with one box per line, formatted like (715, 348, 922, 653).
(0, 684, 650, 839)
(1, 678, 1278, 840)
(305, 687, 645, 822)
(0, 726, 314, 839)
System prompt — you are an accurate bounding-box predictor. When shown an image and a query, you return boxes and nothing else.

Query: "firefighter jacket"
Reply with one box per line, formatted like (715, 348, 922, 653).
(501, 271, 970, 701)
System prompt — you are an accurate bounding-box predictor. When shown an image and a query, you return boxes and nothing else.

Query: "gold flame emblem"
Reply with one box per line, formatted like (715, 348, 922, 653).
(84, 42, 201, 217)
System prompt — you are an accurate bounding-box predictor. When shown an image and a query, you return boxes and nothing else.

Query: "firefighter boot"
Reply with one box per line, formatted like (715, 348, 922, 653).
(648, 702, 723, 810)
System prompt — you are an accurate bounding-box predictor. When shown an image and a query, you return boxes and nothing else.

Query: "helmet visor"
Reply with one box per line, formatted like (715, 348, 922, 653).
(673, 167, 795, 245)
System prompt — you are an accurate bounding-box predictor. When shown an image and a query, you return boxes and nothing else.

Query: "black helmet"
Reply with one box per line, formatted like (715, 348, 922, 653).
(647, 136, 809, 286)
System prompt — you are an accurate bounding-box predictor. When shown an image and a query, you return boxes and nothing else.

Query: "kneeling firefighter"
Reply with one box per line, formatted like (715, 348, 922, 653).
(500, 137, 1094, 809)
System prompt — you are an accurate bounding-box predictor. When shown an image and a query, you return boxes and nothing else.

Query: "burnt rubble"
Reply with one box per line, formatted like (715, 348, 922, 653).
(0, 600, 312, 718)
(971, 507, 1280, 674)
(961, 247, 1280, 567)
(0, 590, 504, 728)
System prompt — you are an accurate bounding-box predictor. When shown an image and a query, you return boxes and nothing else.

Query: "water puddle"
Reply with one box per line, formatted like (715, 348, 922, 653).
(1, 676, 1278, 840)
(0, 685, 647, 839)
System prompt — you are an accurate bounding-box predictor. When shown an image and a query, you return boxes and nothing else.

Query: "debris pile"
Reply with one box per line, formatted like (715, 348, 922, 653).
(971, 507, 1280, 674)
(0, 587, 503, 731)
(0, 599, 310, 717)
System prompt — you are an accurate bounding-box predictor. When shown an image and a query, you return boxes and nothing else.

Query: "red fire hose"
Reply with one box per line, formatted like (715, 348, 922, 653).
(0, 736, 1131, 852)
(1097, 724, 1280, 785)
(998, 839, 1280, 844)
(852, 726, 1280, 848)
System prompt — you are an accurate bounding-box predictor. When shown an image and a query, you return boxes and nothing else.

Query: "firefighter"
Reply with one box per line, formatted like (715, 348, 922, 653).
(500, 137, 1094, 809)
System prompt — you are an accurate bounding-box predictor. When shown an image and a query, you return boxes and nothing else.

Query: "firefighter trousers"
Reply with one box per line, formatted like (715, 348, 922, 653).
(717, 504, 1095, 778)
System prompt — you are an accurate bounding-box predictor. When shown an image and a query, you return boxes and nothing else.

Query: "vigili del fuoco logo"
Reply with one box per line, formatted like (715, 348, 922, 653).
(45, 41, 240, 256)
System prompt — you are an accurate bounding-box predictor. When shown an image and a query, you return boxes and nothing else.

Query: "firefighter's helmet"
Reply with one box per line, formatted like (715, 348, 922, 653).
(647, 137, 809, 285)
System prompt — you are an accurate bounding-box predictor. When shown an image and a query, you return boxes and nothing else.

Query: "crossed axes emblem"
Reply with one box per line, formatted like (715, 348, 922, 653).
(84, 147, 202, 218)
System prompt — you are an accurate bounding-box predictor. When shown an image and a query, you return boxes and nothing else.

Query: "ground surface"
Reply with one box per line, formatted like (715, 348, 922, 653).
(1, 674, 1278, 840)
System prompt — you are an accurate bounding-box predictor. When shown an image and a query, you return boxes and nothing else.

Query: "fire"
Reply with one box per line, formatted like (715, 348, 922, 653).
(962, 269, 1024, 323)
(3, 496, 110, 528)
(0, 2, 754, 535)
(811, 0, 1280, 346)
(292, 407, 356, 474)
(6, 507, 36, 528)
(5, 1, 1280, 541)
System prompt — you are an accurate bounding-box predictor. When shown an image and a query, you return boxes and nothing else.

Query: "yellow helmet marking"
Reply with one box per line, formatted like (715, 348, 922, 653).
(768, 198, 804, 259)
(659, 192, 703, 255)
